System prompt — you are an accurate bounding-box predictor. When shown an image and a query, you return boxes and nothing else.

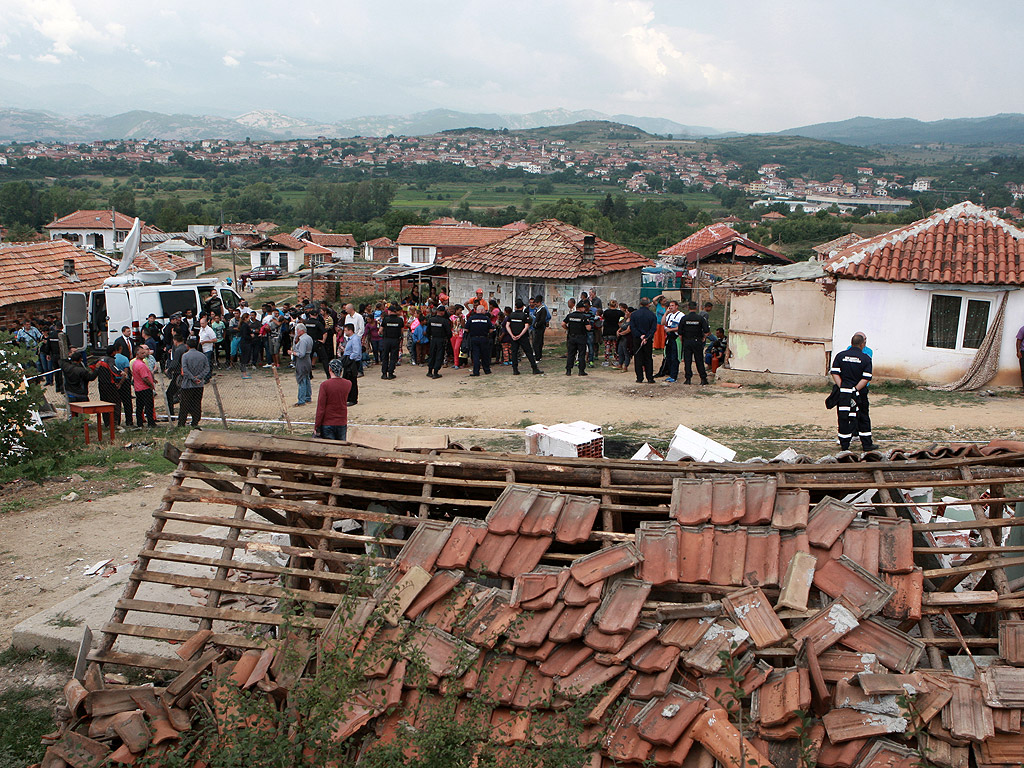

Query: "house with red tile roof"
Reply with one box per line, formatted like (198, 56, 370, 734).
(395, 224, 513, 267)
(291, 227, 358, 262)
(45, 210, 160, 251)
(440, 219, 653, 313)
(249, 233, 322, 273)
(824, 202, 1024, 386)
(360, 236, 397, 263)
(658, 224, 790, 282)
(0, 240, 112, 326)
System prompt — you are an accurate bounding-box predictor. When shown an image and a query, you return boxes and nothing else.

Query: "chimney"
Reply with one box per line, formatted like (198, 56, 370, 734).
(63, 258, 76, 276)
(582, 235, 595, 262)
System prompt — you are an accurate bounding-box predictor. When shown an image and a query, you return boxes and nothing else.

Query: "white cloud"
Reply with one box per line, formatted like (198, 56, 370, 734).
(33, 53, 61, 64)
(222, 55, 240, 67)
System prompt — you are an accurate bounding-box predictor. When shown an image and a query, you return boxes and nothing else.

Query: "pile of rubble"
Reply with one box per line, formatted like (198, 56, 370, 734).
(38, 455, 1024, 766)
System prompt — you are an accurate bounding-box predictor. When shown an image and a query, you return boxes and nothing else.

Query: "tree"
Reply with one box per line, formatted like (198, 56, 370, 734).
(109, 187, 137, 217)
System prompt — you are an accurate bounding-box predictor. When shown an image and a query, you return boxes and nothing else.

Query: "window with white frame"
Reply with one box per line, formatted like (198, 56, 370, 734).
(411, 247, 430, 263)
(925, 293, 992, 350)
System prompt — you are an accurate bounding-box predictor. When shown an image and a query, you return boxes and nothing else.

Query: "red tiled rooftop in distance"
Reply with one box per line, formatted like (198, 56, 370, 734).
(0, 239, 112, 306)
(825, 201, 1024, 285)
(309, 233, 357, 248)
(440, 219, 653, 280)
(45, 209, 158, 233)
(396, 224, 513, 248)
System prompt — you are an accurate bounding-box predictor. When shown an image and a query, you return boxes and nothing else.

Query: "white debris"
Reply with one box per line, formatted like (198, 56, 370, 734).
(864, 714, 907, 734)
(631, 443, 664, 461)
(825, 602, 860, 634)
(84, 559, 113, 576)
(771, 447, 801, 463)
(661, 703, 681, 718)
(60, 492, 80, 502)
(665, 424, 735, 463)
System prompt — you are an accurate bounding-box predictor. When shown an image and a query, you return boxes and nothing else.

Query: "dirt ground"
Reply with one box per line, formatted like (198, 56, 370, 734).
(8, 359, 1024, 648)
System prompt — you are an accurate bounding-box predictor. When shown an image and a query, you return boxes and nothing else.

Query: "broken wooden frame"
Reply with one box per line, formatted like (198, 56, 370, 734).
(93, 430, 1024, 673)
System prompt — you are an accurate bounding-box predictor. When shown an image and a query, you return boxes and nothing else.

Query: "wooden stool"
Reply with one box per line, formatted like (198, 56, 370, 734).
(69, 400, 117, 445)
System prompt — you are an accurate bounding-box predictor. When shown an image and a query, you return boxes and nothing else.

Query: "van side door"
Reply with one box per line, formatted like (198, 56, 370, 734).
(104, 289, 132, 348)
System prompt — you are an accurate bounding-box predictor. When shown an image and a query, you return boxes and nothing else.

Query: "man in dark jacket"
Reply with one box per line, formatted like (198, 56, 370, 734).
(425, 305, 452, 379)
(178, 338, 210, 428)
(680, 301, 710, 385)
(506, 299, 541, 375)
(465, 304, 493, 376)
(630, 297, 658, 384)
(59, 351, 97, 403)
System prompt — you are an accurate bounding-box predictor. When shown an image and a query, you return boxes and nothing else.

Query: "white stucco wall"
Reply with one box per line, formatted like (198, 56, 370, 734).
(832, 280, 1023, 386)
(397, 244, 437, 266)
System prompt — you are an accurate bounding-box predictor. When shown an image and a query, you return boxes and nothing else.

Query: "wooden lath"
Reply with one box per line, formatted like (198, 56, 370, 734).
(91, 430, 1024, 672)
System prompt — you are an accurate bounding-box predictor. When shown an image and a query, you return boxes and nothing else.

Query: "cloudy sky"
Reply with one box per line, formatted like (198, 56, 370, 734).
(1, 0, 1021, 132)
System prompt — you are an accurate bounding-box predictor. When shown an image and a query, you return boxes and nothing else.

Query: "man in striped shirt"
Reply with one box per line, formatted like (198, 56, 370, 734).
(829, 333, 877, 452)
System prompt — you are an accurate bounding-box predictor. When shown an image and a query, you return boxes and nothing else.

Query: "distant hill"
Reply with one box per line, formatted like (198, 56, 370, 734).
(0, 106, 722, 142)
(779, 113, 1024, 146)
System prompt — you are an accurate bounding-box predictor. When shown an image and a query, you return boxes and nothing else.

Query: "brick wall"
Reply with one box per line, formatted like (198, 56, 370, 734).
(0, 298, 61, 328)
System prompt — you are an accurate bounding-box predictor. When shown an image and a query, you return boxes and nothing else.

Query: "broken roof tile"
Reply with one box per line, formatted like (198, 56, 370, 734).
(678, 525, 715, 584)
(817, 650, 887, 683)
(569, 542, 642, 586)
(975, 732, 1024, 767)
(548, 602, 599, 644)
(511, 569, 564, 609)
(435, 517, 489, 570)
(605, 700, 654, 764)
(583, 624, 631, 654)
(408, 626, 479, 678)
(554, 495, 602, 544)
(563, 577, 604, 606)
(779, 529, 811, 582)
(817, 735, 869, 768)
(460, 588, 520, 649)
(822, 708, 908, 743)
(404, 569, 463, 621)
(634, 685, 706, 746)
(722, 586, 789, 648)
(855, 740, 919, 768)
(607, 623, 662, 664)
(651, 732, 696, 766)
(776, 549, 816, 612)
(519, 490, 566, 536)
(877, 518, 915, 574)
(992, 706, 1022, 734)
(468, 532, 520, 576)
(629, 662, 678, 699)
(486, 485, 541, 534)
(772, 488, 810, 530)
(743, 527, 781, 587)
(689, 708, 774, 768)
(513, 638, 557, 663)
(1000, 620, 1024, 666)
(661, 618, 716, 650)
(839, 618, 925, 674)
(490, 707, 531, 745)
(806, 496, 859, 548)
(586, 668, 637, 725)
(841, 519, 880, 576)
(394, 520, 451, 574)
(477, 656, 527, 706)
(711, 477, 746, 525)
(420, 583, 477, 634)
(813, 554, 896, 616)
(684, 620, 749, 675)
(756, 667, 811, 726)
(508, 603, 565, 648)
(594, 578, 652, 635)
(671, 478, 713, 525)
(881, 569, 924, 622)
(709, 526, 747, 586)
(791, 597, 863, 656)
(739, 475, 777, 526)
(632, 642, 682, 674)
(511, 664, 553, 710)
(981, 667, 1024, 709)
(948, 679, 995, 741)
(555, 659, 627, 698)
(637, 522, 680, 585)
(811, 540, 845, 570)
(859, 673, 929, 697)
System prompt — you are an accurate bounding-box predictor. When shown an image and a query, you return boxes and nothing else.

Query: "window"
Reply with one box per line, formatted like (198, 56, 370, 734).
(159, 289, 198, 317)
(411, 247, 430, 264)
(259, 251, 271, 265)
(926, 294, 991, 350)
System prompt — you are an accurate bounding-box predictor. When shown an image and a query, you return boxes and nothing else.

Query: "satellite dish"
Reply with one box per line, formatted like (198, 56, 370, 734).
(115, 217, 142, 275)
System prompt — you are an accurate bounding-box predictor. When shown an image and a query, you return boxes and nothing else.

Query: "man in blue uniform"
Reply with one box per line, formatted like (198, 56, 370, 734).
(379, 304, 404, 380)
(506, 299, 542, 375)
(465, 303, 493, 376)
(830, 333, 878, 451)
(425, 305, 452, 379)
(562, 303, 592, 376)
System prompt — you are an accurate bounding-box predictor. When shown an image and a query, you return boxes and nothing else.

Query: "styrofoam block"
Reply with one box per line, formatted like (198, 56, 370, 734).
(563, 420, 603, 434)
(631, 443, 664, 461)
(666, 424, 735, 463)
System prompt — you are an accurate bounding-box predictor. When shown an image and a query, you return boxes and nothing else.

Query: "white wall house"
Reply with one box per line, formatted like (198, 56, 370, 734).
(308, 233, 357, 262)
(249, 234, 305, 273)
(395, 225, 513, 267)
(45, 210, 152, 251)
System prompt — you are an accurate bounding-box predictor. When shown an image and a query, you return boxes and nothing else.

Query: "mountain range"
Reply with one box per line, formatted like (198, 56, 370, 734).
(0, 107, 720, 143)
(0, 105, 1022, 146)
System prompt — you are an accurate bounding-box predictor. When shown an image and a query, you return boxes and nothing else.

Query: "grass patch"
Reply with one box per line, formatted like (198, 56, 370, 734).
(0, 688, 54, 767)
(44, 613, 82, 629)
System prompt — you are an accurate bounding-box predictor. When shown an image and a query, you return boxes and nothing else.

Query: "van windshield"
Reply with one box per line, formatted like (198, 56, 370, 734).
(219, 289, 240, 311)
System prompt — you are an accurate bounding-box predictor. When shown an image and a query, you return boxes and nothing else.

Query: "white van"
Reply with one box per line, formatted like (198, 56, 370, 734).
(62, 272, 242, 350)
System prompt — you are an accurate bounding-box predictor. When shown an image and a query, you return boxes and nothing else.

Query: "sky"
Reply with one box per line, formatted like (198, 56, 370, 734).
(1, 0, 1022, 133)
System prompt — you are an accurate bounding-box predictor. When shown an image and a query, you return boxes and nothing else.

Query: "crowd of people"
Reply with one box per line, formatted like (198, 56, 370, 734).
(4, 286, 732, 439)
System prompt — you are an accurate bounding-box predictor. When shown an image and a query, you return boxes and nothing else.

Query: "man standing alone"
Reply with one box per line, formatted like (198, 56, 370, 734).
(178, 338, 210, 428)
(562, 302, 592, 376)
(630, 297, 657, 384)
(506, 299, 541, 375)
(680, 301, 710, 385)
(379, 304, 404, 380)
(829, 333, 877, 452)
(290, 324, 314, 406)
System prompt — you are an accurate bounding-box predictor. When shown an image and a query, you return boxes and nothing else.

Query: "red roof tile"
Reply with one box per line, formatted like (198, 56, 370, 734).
(134, 249, 197, 274)
(825, 202, 1024, 285)
(45, 209, 157, 233)
(0, 240, 111, 308)
(440, 219, 653, 279)
(658, 223, 789, 264)
(309, 233, 357, 248)
(397, 224, 512, 248)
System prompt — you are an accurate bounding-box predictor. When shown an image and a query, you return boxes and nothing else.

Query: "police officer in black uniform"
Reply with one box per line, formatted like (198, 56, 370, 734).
(379, 304, 405, 380)
(465, 303, 493, 376)
(829, 333, 877, 451)
(562, 302, 593, 376)
(505, 299, 542, 375)
(425, 305, 452, 379)
(680, 301, 710, 385)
